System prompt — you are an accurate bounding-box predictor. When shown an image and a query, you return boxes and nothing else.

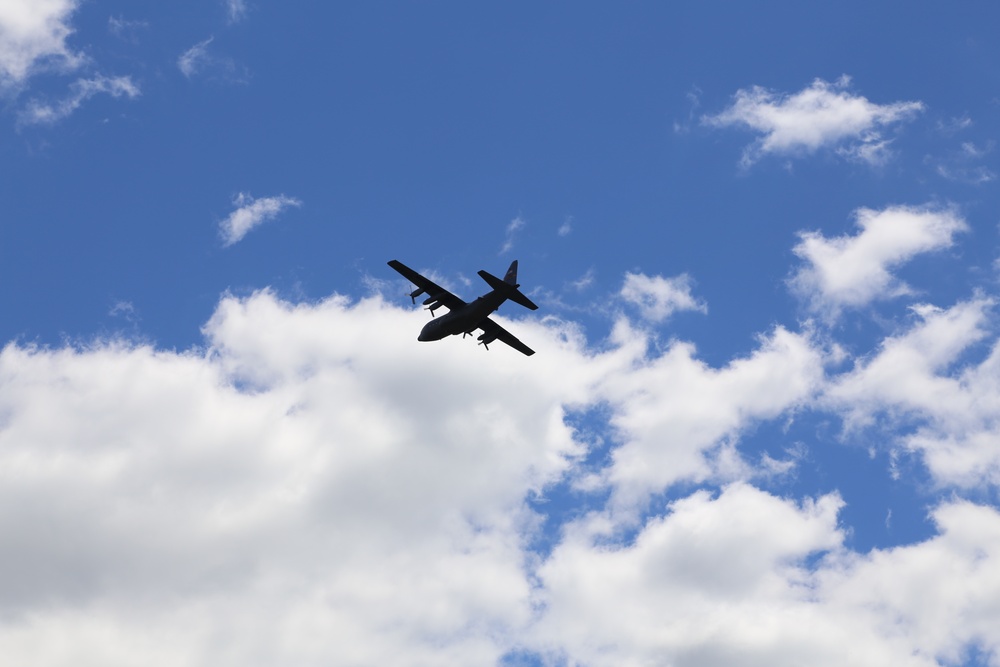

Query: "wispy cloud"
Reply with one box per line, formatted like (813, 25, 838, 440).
(500, 214, 526, 254)
(220, 192, 302, 247)
(178, 36, 248, 83)
(558, 216, 573, 237)
(0, 0, 84, 91)
(107, 15, 149, 44)
(18, 74, 140, 126)
(620, 271, 707, 323)
(568, 268, 595, 291)
(789, 204, 967, 317)
(934, 140, 996, 185)
(703, 76, 923, 167)
(178, 37, 214, 78)
(225, 0, 248, 24)
(672, 85, 702, 134)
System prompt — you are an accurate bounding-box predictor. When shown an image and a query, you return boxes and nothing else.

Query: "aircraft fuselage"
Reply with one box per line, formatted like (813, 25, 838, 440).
(418, 293, 506, 341)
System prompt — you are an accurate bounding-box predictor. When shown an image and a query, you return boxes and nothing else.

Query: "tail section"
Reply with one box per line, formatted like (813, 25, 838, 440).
(478, 260, 539, 311)
(503, 260, 518, 285)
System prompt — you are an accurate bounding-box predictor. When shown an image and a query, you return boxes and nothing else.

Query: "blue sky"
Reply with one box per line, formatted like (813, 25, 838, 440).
(3, 2, 1000, 665)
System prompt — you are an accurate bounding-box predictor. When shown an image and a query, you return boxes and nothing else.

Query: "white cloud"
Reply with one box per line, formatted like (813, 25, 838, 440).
(826, 296, 1000, 488)
(178, 36, 214, 79)
(568, 267, 595, 291)
(702, 76, 923, 167)
(533, 484, 847, 667)
(597, 324, 826, 512)
(558, 216, 573, 237)
(935, 140, 997, 185)
(178, 36, 248, 83)
(818, 499, 1000, 665)
(620, 271, 707, 323)
(17, 74, 139, 125)
(226, 0, 248, 24)
(107, 16, 148, 44)
(533, 486, 1000, 666)
(790, 204, 967, 317)
(500, 215, 526, 254)
(220, 193, 302, 246)
(0, 0, 83, 91)
(0, 292, 589, 665)
(3, 276, 1000, 663)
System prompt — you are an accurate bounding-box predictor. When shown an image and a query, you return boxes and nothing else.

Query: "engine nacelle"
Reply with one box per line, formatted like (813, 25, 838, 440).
(423, 295, 446, 316)
(409, 287, 426, 304)
(477, 331, 499, 349)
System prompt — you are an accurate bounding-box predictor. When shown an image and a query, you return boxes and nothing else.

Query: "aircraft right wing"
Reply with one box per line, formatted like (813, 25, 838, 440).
(478, 317, 535, 356)
(387, 260, 467, 313)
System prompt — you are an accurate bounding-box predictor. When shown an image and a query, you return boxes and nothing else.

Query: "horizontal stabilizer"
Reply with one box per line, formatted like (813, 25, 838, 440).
(506, 289, 538, 311)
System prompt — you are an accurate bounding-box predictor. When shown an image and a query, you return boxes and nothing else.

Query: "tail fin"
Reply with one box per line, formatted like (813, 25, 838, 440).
(478, 260, 539, 311)
(503, 260, 518, 285)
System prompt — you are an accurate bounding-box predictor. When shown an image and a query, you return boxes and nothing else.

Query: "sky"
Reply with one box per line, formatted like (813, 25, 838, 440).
(2, 1, 1000, 665)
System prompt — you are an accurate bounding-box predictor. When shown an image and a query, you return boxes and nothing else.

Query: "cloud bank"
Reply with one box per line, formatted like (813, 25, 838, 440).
(4, 197, 1000, 664)
(3, 275, 1000, 664)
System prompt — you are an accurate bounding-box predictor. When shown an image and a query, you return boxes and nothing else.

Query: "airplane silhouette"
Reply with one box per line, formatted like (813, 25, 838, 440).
(388, 259, 538, 355)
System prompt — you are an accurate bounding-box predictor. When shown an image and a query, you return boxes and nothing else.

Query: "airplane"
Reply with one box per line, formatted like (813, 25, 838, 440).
(387, 258, 539, 356)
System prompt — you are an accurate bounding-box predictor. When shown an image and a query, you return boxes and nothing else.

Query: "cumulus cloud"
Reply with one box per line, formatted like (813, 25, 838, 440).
(790, 204, 967, 317)
(703, 76, 924, 167)
(532, 487, 1000, 666)
(0, 292, 587, 664)
(220, 192, 302, 246)
(17, 74, 139, 125)
(0, 0, 83, 91)
(598, 324, 826, 511)
(826, 296, 1000, 487)
(620, 271, 707, 323)
(2, 271, 1000, 663)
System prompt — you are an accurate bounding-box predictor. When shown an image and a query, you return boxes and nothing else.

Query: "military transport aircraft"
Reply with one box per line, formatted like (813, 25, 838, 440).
(388, 259, 539, 356)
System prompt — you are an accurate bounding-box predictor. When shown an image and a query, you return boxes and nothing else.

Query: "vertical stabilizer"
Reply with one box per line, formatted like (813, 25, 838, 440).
(503, 260, 518, 285)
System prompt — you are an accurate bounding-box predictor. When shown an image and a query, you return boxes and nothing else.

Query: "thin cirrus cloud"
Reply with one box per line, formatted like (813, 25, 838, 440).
(220, 193, 302, 246)
(702, 76, 924, 167)
(0, 0, 83, 91)
(789, 204, 967, 317)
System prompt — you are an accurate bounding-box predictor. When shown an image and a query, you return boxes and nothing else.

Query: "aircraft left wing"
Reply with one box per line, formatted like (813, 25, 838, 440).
(388, 259, 466, 313)
(478, 317, 535, 356)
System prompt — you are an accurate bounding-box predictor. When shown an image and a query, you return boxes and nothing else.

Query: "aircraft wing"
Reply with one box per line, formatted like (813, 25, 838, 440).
(388, 259, 466, 311)
(478, 317, 535, 356)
